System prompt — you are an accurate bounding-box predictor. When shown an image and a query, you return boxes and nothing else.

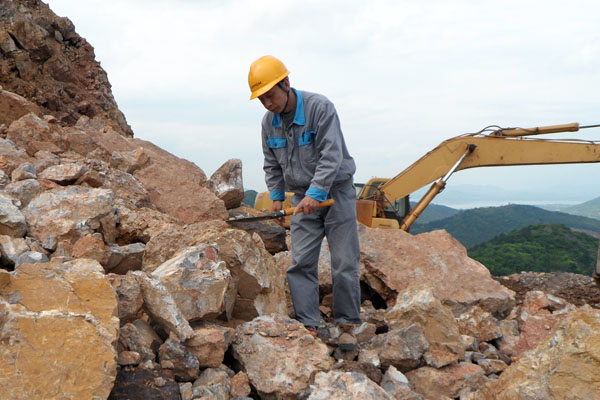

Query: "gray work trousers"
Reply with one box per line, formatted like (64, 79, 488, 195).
(287, 180, 361, 327)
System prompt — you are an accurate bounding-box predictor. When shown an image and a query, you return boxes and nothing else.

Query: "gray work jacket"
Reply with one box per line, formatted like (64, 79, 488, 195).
(261, 89, 356, 201)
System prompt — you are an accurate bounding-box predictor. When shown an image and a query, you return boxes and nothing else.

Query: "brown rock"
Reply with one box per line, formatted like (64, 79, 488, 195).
(10, 161, 36, 181)
(7, 113, 65, 156)
(72, 235, 108, 265)
(406, 362, 488, 399)
(0, 258, 119, 399)
(230, 371, 251, 398)
(119, 322, 160, 362)
(233, 315, 334, 399)
(117, 351, 142, 366)
(185, 324, 234, 368)
(359, 227, 515, 316)
(385, 286, 465, 368)
(0, 88, 42, 126)
(205, 158, 244, 209)
(191, 367, 231, 399)
(105, 242, 145, 274)
(114, 200, 177, 244)
(0, 3, 132, 136)
(158, 333, 200, 382)
(456, 306, 503, 342)
(479, 306, 600, 399)
(0, 234, 29, 266)
(4, 178, 42, 207)
(107, 272, 143, 322)
(38, 162, 87, 183)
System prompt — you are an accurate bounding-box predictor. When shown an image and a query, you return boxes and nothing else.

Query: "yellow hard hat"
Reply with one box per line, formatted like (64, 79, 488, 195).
(248, 55, 290, 100)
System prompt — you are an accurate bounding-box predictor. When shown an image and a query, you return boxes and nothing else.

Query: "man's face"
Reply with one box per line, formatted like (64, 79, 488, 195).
(258, 83, 288, 114)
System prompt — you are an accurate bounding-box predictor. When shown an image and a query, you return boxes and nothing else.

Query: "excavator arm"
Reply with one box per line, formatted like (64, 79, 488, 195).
(357, 123, 600, 230)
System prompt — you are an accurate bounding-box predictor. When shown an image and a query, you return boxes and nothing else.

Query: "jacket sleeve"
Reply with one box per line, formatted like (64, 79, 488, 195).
(261, 118, 286, 201)
(306, 101, 343, 201)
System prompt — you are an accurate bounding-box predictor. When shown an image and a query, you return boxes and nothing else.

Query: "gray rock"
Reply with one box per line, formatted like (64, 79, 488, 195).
(15, 251, 49, 268)
(105, 242, 145, 274)
(4, 179, 42, 208)
(11, 162, 36, 182)
(0, 195, 26, 237)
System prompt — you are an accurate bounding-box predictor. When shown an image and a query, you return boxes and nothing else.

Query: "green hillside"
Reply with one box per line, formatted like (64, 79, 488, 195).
(468, 223, 599, 276)
(558, 196, 600, 220)
(410, 202, 459, 223)
(410, 204, 600, 249)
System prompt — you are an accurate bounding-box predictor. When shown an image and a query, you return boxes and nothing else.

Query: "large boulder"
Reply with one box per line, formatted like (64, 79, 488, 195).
(308, 371, 394, 400)
(406, 362, 488, 399)
(0, 259, 119, 399)
(359, 226, 515, 316)
(22, 186, 116, 245)
(0, 1, 132, 136)
(143, 220, 287, 321)
(478, 306, 600, 399)
(232, 315, 334, 399)
(151, 244, 234, 321)
(0, 194, 26, 237)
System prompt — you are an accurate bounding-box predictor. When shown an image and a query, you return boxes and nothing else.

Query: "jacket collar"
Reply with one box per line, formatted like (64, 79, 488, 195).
(271, 88, 306, 127)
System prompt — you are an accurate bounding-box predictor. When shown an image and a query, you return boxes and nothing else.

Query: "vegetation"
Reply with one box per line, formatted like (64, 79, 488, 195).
(468, 223, 599, 276)
(410, 204, 600, 248)
(410, 201, 458, 223)
(540, 196, 600, 220)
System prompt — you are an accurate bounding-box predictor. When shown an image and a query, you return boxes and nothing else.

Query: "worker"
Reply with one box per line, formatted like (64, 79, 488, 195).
(248, 55, 361, 350)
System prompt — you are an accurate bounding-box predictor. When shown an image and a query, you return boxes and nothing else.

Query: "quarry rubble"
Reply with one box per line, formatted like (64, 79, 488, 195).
(1, 1, 600, 399)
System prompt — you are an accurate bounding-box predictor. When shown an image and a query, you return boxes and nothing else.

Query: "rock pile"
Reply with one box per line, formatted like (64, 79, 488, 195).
(2, 1, 600, 399)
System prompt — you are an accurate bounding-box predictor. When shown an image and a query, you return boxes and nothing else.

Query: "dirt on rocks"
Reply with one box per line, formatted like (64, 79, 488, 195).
(494, 272, 600, 309)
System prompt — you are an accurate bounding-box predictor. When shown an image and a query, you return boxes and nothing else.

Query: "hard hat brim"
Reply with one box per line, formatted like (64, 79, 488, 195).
(249, 71, 290, 100)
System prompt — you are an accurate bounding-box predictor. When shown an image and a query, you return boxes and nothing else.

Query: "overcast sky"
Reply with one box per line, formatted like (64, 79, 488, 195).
(45, 0, 600, 206)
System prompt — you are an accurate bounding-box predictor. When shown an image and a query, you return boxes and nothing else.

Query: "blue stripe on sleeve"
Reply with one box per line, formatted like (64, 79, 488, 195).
(305, 186, 327, 202)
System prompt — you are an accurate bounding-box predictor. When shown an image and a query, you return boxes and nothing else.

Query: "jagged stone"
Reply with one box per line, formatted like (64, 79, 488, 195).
(110, 147, 150, 174)
(0, 258, 119, 399)
(456, 306, 503, 343)
(38, 162, 87, 183)
(185, 324, 234, 368)
(206, 158, 244, 209)
(151, 244, 233, 321)
(191, 367, 231, 399)
(0, 88, 41, 126)
(478, 306, 600, 399)
(11, 161, 36, 181)
(119, 321, 161, 362)
(232, 315, 334, 399)
(0, 194, 26, 237)
(158, 332, 200, 382)
(230, 371, 252, 398)
(132, 271, 195, 341)
(22, 186, 115, 244)
(381, 366, 425, 400)
(359, 226, 515, 316)
(406, 362, 488, 399)
(143, 220, 287, 321)
(107, 272, 144, 322)
(3, 178, 42, 207)
(15, 250, 49, 267)
(114, 200, 177, 244)
(0, 170, 8, 188)
(0, 234, 29, 267)
(366, 323, 429, 372)
(105, 242, 145, 274)
(0, 137, 32, 176)
(117, 351, 142, 366)
(385, 286, 465, 368)
(72, 234, 108, 264)
(308, 371, 394, 400)
(7, 113, 65, 156)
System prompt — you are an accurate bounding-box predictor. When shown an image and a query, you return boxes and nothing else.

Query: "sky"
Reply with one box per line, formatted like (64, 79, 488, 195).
(45, 0, 600, 207)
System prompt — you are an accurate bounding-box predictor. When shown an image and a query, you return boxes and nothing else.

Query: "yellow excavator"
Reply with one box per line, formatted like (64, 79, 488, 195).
(255, 122, 600, 230)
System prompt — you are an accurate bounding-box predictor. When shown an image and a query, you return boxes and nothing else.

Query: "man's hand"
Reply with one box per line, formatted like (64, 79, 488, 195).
(294, 196, 319, 215)
(271, 200, 284, 226)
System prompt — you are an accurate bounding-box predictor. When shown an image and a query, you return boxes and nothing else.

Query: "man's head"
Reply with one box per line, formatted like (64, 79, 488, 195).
(248, 55, 294, 114)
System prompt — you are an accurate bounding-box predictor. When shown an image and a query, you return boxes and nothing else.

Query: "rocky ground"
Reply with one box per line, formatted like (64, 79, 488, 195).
(495, 272, 600, 309)
(2, 2, 600, 399)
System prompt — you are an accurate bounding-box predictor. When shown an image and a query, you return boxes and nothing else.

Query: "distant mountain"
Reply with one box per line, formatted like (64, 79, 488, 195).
(410, 204, 600, 249)
(538, 196, 600, 220)
(468, 223, 599, 276)
(410, 202, 459, 224)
